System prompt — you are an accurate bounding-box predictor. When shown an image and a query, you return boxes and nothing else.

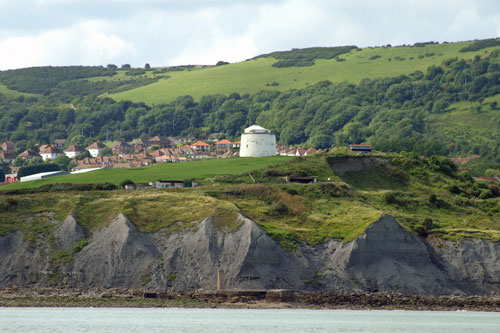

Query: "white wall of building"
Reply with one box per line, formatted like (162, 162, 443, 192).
(88, 148, 100, 157)
(64, 151, 78, 159)
(239, 125, 276, 157)
(40, 153, 60, 160)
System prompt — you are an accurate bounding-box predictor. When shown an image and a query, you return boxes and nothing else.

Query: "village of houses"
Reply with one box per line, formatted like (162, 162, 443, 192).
(0, 134, 319, 183)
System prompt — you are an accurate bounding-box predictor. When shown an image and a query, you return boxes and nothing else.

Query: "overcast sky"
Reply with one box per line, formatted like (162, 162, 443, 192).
(0, 0, 499, 70)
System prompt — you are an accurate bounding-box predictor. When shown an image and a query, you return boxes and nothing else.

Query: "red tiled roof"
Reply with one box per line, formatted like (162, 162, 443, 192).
(64, 144, 85, 153)
(191, 141, 210, 147)
(215, 139, 233, 145)
(451, 155, 481, 165)
(150, 150, 165, 157)
(40, 145, 61, 154)
(0, 151, 16, 160)
(2, 141, 15, 151)
(111, 141, 131, 149)
(86, 141, 107, 150)
(18, 149, 40, 158)
(135, 138, 149, 145)
(477, 176, 500, 182)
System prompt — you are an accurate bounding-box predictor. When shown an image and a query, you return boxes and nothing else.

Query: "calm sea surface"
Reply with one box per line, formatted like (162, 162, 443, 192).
(1, 307, 500, 332)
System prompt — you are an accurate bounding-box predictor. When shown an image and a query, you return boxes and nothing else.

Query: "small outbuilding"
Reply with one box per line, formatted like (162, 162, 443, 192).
(20, 171, 69, 182)
(283, 176, 318, 184)
(349, 144, 372, 152)
(149, 180, 198, 189)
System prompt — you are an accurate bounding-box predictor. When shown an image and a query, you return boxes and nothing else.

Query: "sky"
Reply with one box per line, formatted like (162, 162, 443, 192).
(0, 0, 499, 70)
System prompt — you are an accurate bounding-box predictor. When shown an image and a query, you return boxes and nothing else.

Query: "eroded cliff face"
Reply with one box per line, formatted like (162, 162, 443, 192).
(1, 213, 500, 296)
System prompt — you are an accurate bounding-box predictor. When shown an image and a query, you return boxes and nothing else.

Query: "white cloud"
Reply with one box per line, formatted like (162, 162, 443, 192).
(0, 20, 136, 69)
(1, 0, 500, 69)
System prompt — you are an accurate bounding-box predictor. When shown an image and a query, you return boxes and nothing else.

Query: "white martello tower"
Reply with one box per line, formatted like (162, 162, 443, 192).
(239, 125, 276, 157)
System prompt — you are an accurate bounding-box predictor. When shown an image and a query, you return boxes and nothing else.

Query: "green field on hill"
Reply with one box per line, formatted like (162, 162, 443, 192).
(1, 156, 292, 190)
(2, 151, 500, 245)
(110, 40, 494, 104)
(426, 96, 500, 155)
(0, 83, 37, 97)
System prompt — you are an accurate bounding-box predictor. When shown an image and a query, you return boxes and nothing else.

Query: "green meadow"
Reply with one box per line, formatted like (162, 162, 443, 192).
(1, 156, 292, 190)
(110, 40, 494, 104)
(0, 83, 37, 98)
(426, 95, 500, 154)
(3, 152, 500, 244)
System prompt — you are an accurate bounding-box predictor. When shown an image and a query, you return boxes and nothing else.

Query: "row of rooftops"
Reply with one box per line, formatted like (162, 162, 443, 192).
(1, 137, 371, 169)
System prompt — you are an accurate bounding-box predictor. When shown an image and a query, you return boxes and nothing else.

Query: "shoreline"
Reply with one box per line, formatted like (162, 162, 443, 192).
(1, 290, 500, 311)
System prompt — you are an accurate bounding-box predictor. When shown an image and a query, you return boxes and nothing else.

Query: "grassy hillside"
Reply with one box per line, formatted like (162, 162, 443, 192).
(1, 156, 292, 190)
(2, 151, 500, 246)
(0, 84, 37, 98)
(110, 40, 495, 104)
(426, 96, 500, 155)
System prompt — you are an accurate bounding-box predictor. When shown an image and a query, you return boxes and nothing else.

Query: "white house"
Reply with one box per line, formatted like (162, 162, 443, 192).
(64, 144, 85, 159)
(191, 141, 211, 151)
(40, 145, 62, 160)
(86, 141, 107, 157)
(239, 125, 276, 157)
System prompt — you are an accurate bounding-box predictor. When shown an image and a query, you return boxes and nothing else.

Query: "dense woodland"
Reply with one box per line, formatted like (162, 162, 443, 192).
(1, 43, 500, 174)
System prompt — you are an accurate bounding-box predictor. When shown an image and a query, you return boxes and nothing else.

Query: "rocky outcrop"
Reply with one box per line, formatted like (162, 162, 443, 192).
(0, 231, 46, 287)
(1, 213, 500, 296)
(55, 214, 85, 250)
(338, 215, 460, 295)
(157, 214, 304, 291)
(72, 214, 159, 288)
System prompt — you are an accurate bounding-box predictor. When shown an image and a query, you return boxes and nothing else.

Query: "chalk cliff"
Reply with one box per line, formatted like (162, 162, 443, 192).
(1, 213, 500, 296)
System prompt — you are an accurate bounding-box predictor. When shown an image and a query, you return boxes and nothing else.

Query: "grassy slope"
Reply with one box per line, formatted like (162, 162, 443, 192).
(1, 156, 292, 190)
(2, 152, 500, 247)
(0, 84, 37, 97)
(426, 96, 500, 153)
(110, 41, 495, 104)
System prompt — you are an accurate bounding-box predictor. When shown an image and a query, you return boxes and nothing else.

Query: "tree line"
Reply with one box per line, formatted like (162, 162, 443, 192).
(1, 51, 500, 171)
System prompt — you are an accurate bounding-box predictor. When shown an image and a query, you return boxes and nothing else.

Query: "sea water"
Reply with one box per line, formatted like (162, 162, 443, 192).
(1, 307, 500, 332)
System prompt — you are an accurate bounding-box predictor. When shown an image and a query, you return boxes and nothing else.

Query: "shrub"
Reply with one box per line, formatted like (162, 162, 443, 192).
(92, 182, 118, 191)
(72, 239, 88, 254)
(18, 163, 60, 178)
(465, 187, 481, 197)
(458, 170, 474, 183)
(414, 224, 427, 237)
(479, 189, 493, 199)
(120, 179, 135, 189)
(428, 193, 438, 205)
(423, 218, 433, 230)
(487, 184, 500, 197)
(460, 38, 500, 52)
(428, 155, 457, 176)
(271, 202, 289, 215)
(383, 192, 397, 204)
(448, 184, 461, 194)
(6, 198, 17, 208)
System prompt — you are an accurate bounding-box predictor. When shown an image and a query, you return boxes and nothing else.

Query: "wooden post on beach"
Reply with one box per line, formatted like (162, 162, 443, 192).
(217, 270, 225, 291)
